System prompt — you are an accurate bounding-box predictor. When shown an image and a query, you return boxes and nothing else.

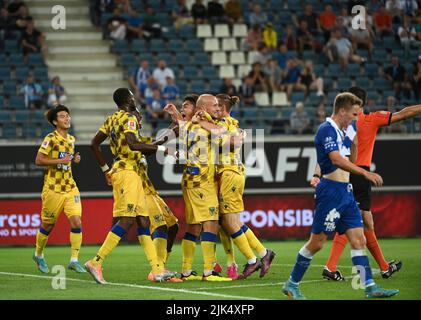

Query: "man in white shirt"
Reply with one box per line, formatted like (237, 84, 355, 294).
(152, 60, 175, 88)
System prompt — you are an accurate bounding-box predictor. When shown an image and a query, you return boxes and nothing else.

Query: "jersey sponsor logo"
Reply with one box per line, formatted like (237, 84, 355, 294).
(41, 139, 50, 149)
(128, 120, 136, 130)
(74, 195, 80, 203)
(324, 208, 340, 232)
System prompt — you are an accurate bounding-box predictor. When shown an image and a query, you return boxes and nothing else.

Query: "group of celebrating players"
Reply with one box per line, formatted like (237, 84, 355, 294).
(32, 85, 421, 299)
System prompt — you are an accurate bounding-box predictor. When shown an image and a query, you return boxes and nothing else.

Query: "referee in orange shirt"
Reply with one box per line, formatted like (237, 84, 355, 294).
(319, 86, 421, 281)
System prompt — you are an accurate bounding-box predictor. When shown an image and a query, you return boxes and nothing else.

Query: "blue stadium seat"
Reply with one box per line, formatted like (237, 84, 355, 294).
(337, 78, 352, 90)
(131, 39, 148, 53)
(0, 96, 3, 109)
(9, 96, 25, 109)
(202, 66, 218, 79)
(243, 108, 259, 119)
(174, 52, 191, 66)
(290, 92, 306, 104)
(185, 39, 203, 51)
(354, 76, 371, 89)
(0, 111, 11, 123)
(190, 80, 206, 93)
(178, 24, 195, 39)
(281, 107, 294, 119)
(24, 124, 39, 138)
(156, 53, 173, 64)
(3, 81, 17, 95)
(313, 64, 325, 77)
(326, 63, 342, 78)
(183, 66, 199, 79)
(194, 52, 210, 66)
(168, 39, 184, 52)
(150, 39, 166, 52)
(4, 40, 18, 53)
(34, 69, 49, 81)
(346, 64, 361, 77)
(15, 67, 29, 81)
(177, 80, 188, 94)
(208, 79, 221, 93)
(113, 39, 130, 53)
(10, 54, 24, 66)
(15, 111, 29, 123)
(28, 53, 45, 66)
(260, 108, 281, 120)
(1, 124, 17, 138)
(364, 63, 379, 76)
(373, 78, 391, 90)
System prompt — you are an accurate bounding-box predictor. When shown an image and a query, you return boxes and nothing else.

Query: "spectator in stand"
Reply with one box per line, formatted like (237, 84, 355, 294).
(107, 8, 127, 40)
(162, 76, 180, 104)
(280, 57, 302, 101)
(248, 61, 268, 92)
(386, 0, 403, 24)
(141, 6, 164, 39)
(296, 60, 324, 97)
(252, 43, 272, 65)
(0, 8, 13, 39)
(146, 88, 167, 125)
(20, 73, 44, 109)
(248, 4, 267, 28)
(296, 20, 317, 54)
(297, 4, 320, 36)
(411, 55, 421, 99)
(324, 29, 366, 70)
(172, 0, 193, 30)
(272, 43, 293, 70)
(374, 5, 393, 38)
(207, 0, 227, 25)
(349, 12, 375, 60)
(398, 0, 418, 17)
(112, 0, 132, 14)
(191, 0, 207, 24)
(47, 76, 67, 107)
(129, 60, 152, 102)
(337, 7, 352, 36)
(12, 4, 31, 33)
(284, 25, 298, 51)
(125, 10, 143, 41)
(238, 76, 256, 107)
(315, 100, 327, 128)
(220, 78, 238, 96)
(416, 11, 421, 40)
(397, 15, 421, 58)
(319, 4, 337, 43)
(7, 0, 26, 17)
(384, 56, 412, 100)
(242, 23, 262, 51)
(263, 22, 277, 51)
(153, 59, 175, 88)
(225, 0, 243, 24)
(21, 17, 48, 63)
(143, 76, 160, 101)
(263, 58, 282, 92)
(290, 102, 312, 134)
(367, 0, 382, 13)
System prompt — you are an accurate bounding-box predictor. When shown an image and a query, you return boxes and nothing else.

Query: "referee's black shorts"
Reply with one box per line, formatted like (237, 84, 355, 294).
(350, 166, 371, 211)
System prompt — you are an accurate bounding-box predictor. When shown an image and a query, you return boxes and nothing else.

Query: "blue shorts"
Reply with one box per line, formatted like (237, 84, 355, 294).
(312, 178, 363, 235)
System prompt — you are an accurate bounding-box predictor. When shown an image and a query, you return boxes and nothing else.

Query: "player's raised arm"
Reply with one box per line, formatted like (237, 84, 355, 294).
(349, 133, 358, 164)
(90, 130, 112, 185)
(35, 152, 72, 166)
(390, 104, 421, 124)
(310, 163, 321, 188)
(328, 151, 383, 187)
(125, 132, 176, 158)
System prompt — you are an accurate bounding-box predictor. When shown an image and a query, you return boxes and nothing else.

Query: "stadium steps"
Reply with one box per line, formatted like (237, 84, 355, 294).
(26, 0, 126, 141)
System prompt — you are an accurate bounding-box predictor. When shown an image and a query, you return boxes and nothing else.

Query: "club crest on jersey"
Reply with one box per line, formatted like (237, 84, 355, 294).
(41, 139, 50, 148)
(128, 120, 136, 130)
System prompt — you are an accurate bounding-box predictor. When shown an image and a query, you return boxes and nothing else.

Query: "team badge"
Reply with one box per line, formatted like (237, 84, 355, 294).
(41, 139, 49, 149)
(128, 120, 136, 130)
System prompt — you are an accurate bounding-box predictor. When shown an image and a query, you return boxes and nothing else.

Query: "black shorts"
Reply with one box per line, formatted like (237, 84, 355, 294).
(350, 166, 371, 211)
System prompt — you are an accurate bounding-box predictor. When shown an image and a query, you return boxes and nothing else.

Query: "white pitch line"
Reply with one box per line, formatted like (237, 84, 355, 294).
(0, 271, 266, 300)
(192, 264, 381, 291)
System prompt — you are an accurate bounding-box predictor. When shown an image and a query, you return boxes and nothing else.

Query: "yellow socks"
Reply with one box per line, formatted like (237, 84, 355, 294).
(152, 228, 168, 269)
(70, 228, 82, 261)
(201, 232, 217, 274)
(219, 228, 235, 265)
(242, 224, 266, 257)
(35, 227, 50, 256)
(92, 224, 125, 267)
(181, 232, 198, 273)
(138, 227, 161, 274)
(231, 229, 255, 261)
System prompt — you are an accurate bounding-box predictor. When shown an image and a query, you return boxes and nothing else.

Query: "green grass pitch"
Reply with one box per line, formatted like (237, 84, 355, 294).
(1, 238, 420, 300)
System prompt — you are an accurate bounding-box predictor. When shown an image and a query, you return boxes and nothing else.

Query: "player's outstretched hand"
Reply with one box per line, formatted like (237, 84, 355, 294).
(163, 103, 176, 115)
(364, 171, 383, 187)
(310, 176, 320, 188)
(73, 152, 81, 164)
(104, 171, 112, 186)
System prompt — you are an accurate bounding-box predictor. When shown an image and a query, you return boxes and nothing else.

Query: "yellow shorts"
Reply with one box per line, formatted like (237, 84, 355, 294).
(41, 187, 82, 225)
(145, 193, 178, 232)
(218, 170, 245, 214)
(182, 181, 219, 224)
(112, 170, 145, 218)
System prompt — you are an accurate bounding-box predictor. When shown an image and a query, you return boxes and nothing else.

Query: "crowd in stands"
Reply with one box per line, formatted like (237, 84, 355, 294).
(0, 0, 69, 138)
(88, 0, 421, 135)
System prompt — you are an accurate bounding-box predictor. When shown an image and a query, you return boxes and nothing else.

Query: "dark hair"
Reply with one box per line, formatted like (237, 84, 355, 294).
(113, 88, 132, 107)
(183, 94, 199, 106)
(216, 94, 240, 112)
(45, 104, 70, 127)
(333, 92, 362, 114)
(347, 86, 367, 107)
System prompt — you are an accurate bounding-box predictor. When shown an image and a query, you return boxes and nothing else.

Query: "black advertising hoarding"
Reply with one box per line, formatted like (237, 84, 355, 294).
(0, 137, 420, 197)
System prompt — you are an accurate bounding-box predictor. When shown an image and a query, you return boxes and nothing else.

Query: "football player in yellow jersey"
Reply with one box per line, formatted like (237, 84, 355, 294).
(85, 88, 175, 284)
(165, 94, 231, 282)
(214, 94, 276, 280)
(33, 104, 86, 274)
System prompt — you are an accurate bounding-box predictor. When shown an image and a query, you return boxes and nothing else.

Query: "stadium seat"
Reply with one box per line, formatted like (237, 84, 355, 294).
(354, 76, 371, 89)
(290, 92, 306, 105)
(237, 64, 251, 78)
(232, 24, 247, 38)
(229, 51, 246, 65)
(114, 39, 130, 53)
(255, 92, 270, 107)
(1, 124, 17, 138)
(175, 52, 191, 66)
(219, 65, 235, 78)
(150, 39, 166, 52)
(197, 24, 212, 38)
(193, 52, 210, 65)
(202, 66, 219, 79)
(0, 111, 11, 123)
(10, 54, 24, 66)
(222, 38, 238, 51)
(208, 79, 221, 93)
(185, 39, 203, 51)
(373, 78, 391, 90)
(337, 78, 352, 90)
(4, 40, 18, 53)
(190, 80, 206, 93)
(272, 92, 289, 107)
(214, 24, 230, 38)
(9, 96, 25, 109)
(242, 108, 259, 119)
(15, 111, 29, 124)
(364, 63, 379, 76)
(204, 38, 220, 51)
(183, 66, 199, 79)
(27, 53, 44, 66)
(211, 52, 227, 65)
(346, 64, 361, 77)
(3, 81, 17, 95)
(168, 39, 185, 52)
(131, 39, 148, 53)
(247, 51, 260, 64)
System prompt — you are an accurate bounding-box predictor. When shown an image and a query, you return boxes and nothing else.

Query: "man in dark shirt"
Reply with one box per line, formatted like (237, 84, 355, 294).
(207, 0, 226, 25)
(384, 56, 412, 99)
(21, 17, 48, 62)
(297, 4, 320, 36)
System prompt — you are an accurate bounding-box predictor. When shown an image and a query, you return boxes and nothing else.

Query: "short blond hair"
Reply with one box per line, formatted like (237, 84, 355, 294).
(333, 92, 362, 114)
